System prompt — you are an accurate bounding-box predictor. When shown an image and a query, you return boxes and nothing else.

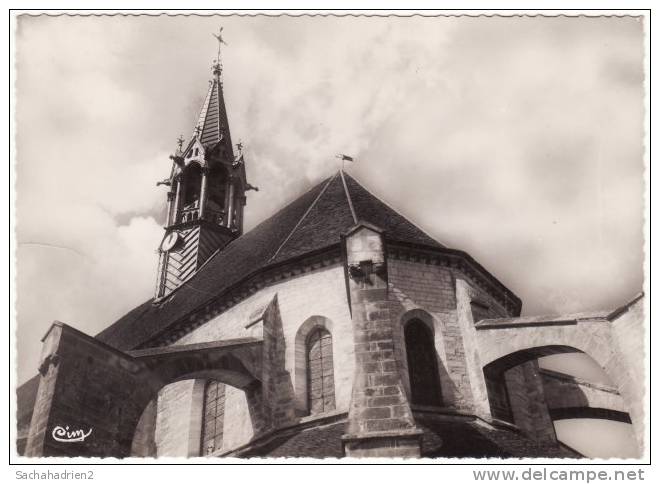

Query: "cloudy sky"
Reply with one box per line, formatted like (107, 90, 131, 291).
(14, 15, 644, 456)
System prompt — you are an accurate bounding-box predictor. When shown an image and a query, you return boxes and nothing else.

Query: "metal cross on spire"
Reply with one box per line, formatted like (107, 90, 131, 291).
(212, 27, 228, 66)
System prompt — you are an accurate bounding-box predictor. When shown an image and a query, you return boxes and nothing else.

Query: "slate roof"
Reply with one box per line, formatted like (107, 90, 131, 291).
(95, 172, 444, 351)
(236, 416, 579, 458)
(194, 73, 233, 150)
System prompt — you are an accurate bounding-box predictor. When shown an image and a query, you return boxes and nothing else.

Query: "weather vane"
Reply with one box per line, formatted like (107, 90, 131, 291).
(336, 153, 355, 171)
(212, 27, 228, 65)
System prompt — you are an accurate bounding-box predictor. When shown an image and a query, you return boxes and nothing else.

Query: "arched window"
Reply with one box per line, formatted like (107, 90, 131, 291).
(307, 328, 336, 415)
(405, 319, 442, 407)
(201, 380, 226, 456)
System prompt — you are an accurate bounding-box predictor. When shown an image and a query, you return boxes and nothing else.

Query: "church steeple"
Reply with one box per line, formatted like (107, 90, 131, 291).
(194, 61, 233, 149)
(154, 31, 252, 300)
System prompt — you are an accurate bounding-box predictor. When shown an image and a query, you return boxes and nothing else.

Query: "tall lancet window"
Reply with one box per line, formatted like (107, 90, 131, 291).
(182, 164, 202, 209)
(405, 319, 443, 407)
(201, 380, 226, 455)
(307, 328, 336, 415)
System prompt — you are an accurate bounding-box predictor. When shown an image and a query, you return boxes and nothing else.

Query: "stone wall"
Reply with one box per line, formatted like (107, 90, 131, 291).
(131, 399, 158, 457)
(149, 244, 526, 457)
(388, 258, 472, 410)
(152, 263, 354, 456)
(540, 369, 628, 414)
(220, 386, 255, 452)
(610, 297, 645, 450)
(505, 361, 557, 444)
(387, 257, 513, 415)
(25, 324, 154, 457)
(474, 299, 645, 456)
(343, 226, 421, 457)
(154, 380, 198, 457)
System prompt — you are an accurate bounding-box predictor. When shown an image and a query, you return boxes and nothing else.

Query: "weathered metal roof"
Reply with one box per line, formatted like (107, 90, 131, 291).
(194, 74, 233, 151)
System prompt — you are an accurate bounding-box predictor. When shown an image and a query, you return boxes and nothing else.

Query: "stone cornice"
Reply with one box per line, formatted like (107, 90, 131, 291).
(142, 245, 344, 348)
(140, 238, 522, 348)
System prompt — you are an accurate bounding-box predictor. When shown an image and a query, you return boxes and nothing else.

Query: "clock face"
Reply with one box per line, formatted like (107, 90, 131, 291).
(161, 232, 181, 252)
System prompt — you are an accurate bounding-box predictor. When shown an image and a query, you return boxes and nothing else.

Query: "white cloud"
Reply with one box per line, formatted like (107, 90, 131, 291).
(14, 15, 644, 386)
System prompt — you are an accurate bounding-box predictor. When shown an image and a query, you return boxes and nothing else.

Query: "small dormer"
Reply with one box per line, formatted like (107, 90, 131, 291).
(182, 138, 207, 168)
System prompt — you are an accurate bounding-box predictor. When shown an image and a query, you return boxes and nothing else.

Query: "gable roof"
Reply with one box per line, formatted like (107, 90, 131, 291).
(95, 171, 444, 351)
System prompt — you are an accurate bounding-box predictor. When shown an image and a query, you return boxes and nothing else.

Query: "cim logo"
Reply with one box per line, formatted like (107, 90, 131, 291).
(51, 425, 92, 443)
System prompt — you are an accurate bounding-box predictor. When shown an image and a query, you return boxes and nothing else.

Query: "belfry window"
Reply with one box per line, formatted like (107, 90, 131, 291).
(307, 328, 336, 415)
(201, 380, 226, 455)
(183, 163, 202, 207)
(404, 319, 443, 407)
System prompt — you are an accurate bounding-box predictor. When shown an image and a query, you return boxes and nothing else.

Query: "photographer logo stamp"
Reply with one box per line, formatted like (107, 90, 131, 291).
(51, 425, 92, 443)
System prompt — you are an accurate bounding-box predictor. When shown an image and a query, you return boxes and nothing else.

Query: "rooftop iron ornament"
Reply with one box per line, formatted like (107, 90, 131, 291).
(336, 153, 355, 171)
(212, 27, 228, 65)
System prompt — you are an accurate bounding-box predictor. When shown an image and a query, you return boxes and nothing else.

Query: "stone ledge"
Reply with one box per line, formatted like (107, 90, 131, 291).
(299, 409, 347, 425)
(342, 428, 424, 458)
(539, 367, 620, 394)
(409, 406, 523, 434)
(128, 337, 262, 358)
(341, 427, 423, 442)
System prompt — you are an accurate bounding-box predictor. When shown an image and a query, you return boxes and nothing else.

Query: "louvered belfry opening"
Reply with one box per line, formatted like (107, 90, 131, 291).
(405, 319, 443, 407)
(201, 380, 226, 456)
(306, 328, 336, 415)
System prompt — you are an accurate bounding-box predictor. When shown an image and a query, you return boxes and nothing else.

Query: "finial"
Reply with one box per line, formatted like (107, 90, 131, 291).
(176, 135, 184, 151)
(194, 125, 201, 137)
(212, 27, 228, 76)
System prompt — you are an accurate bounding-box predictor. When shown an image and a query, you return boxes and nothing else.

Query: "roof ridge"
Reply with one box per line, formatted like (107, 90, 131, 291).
(342, 172, 447, 247)
(215, 80, 222, 141)
(339, 170, 358, 224)
(267, 173, 339, 264)
(195, 81, 214, 137)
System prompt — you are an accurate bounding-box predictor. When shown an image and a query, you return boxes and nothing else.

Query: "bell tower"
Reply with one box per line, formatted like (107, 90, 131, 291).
(154, 33, 253, 300)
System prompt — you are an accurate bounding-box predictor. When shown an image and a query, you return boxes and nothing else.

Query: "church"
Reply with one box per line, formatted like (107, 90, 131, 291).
(16, 41, 645, 459)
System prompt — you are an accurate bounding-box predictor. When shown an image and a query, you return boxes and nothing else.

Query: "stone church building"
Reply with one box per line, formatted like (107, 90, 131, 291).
(17, 52, 645, 459)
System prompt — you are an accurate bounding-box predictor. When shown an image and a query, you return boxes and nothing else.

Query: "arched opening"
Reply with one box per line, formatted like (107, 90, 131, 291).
(183, 163, 202, 211)
(404, 319, 442, 407)
(482, 345, 636, 457)
(206, 165, 228, 224)
(306, 328, 336, 416)
(483, 345, 584, 423)
(128, 343, 264, 457)
(130, 377, 262, 458)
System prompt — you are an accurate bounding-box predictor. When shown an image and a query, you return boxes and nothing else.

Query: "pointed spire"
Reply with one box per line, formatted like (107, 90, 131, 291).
(192, 27, 233, 150)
